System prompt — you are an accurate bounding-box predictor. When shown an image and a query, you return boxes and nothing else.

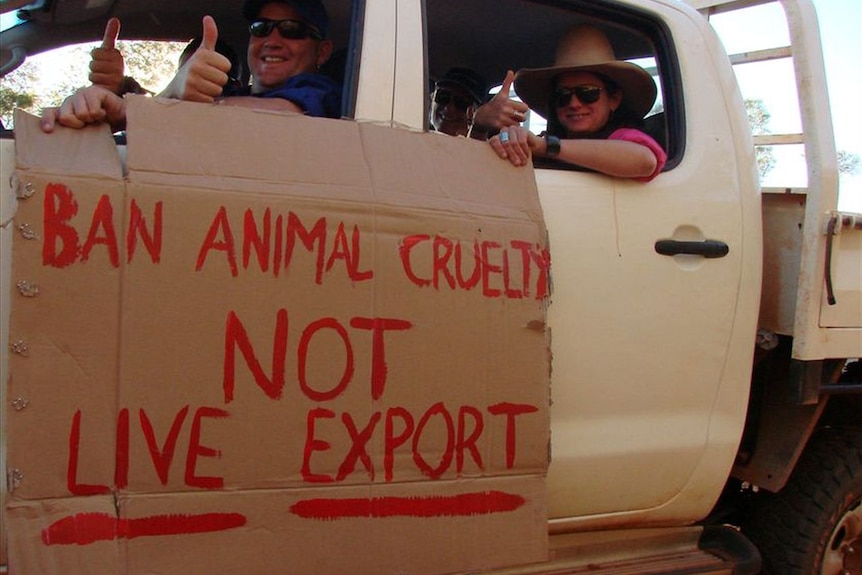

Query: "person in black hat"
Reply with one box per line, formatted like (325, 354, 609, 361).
(161, 0, 340, 118)
(431, 68, 529, 139)
(430, 68, 489, 137)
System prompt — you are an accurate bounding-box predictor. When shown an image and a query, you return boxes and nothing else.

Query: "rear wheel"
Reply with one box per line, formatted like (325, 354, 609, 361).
(742, 428, 862, 575)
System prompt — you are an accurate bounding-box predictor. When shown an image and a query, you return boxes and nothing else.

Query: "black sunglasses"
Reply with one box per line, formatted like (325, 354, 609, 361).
(554, 85, 605, 107)
(249, 18, 322, 41)
(433, 90, 475, 111)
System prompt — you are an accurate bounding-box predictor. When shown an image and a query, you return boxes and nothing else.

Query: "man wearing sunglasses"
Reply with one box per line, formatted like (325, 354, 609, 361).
(430, 68, 489, 138)
(161, 0, 340, 118)
(42, 0, 341, 132)
(226, 0, 340, 117)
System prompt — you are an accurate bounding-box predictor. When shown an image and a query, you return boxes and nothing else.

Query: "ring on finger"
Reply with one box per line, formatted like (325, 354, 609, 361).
(499, 131, 510, 143)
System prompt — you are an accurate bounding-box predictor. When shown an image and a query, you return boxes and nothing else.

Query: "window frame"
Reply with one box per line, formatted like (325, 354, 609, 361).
(422, 0, 685, 172)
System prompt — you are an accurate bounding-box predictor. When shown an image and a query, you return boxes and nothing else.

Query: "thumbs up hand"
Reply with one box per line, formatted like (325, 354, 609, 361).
(158, 16, 232, 102)
(88, 18, 125, 94)
(473, 70, 530, 131)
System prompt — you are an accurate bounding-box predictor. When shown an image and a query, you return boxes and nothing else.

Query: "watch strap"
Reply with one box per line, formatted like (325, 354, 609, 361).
(544, 134, 561, 157)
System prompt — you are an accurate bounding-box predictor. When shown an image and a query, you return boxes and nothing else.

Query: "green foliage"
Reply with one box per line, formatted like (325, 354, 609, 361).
(745, 98, 771, 135)
(754, 147, 776, 180)
(838, 150, 860, 176)
(745, 98, 776, 180)
(0, 87, 33, 127)
(0, 60, 39, 126)
(0, 39, 185, 128)
(118, 40, 186, 93)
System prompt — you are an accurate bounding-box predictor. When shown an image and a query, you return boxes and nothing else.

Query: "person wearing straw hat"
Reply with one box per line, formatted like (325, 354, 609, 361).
(489, 25, 667, 182)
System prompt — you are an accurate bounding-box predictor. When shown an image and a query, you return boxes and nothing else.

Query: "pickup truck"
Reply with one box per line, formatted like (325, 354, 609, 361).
(0, 0, 859, 573)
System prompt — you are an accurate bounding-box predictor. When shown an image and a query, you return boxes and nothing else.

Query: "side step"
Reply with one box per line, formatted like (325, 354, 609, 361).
(482, 525, 760, 575)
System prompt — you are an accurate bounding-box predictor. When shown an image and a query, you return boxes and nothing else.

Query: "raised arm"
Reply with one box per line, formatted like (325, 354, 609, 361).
(88, 18, 125, 94)
(470, 70, 528, 137)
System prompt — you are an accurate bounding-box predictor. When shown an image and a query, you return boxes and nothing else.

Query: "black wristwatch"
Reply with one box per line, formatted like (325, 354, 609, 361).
(543, 134, 561, 157)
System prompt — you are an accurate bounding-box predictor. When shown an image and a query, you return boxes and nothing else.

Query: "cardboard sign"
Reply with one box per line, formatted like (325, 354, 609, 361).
(6, 97, 550, 575)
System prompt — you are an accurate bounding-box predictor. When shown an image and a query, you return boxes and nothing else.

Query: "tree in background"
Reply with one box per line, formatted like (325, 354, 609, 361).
(0, 39, 184, 128)
(0, 61, 38, 128)
(745, 98, 861, 183)
(121, 40, 186, 93)
(0, 44, 90, 127)
(745, 98, 776, 180)
(624, 98, 777, 180)
(838, 150, 860, 177)
(0, 86, 33, 129)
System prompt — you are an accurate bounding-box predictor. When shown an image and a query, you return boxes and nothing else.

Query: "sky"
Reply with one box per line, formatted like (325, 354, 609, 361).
(706, 0, 861, 212)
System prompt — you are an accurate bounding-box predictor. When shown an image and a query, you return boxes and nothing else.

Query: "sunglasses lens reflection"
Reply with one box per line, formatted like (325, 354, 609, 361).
(555, 86, 603, 107)
(249, 19, 320, 40)
(249, 20, 274, 37)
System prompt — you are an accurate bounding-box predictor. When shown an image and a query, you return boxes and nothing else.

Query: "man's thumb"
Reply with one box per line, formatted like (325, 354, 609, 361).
(498, 70, 515, 98)
(102, 17, 120, 49)
(201, 16, 219, 51)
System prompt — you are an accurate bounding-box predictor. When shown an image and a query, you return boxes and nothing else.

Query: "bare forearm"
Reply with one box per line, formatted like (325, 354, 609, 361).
(540, 138, 657, 178)
(217, 97, 304, 114)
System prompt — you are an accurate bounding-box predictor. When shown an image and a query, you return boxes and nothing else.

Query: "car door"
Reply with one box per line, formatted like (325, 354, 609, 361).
(409, 0, 762, 525)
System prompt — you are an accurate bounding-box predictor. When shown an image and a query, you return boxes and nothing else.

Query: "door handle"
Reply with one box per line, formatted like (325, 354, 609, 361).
(654, 239, 729, 258)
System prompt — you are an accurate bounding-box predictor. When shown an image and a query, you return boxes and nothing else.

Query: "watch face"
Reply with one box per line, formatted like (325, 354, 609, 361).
(545, 135, 561, 157)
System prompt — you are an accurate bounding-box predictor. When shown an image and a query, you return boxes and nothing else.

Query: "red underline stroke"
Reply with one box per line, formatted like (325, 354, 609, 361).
(290, 490, 525, 520)
(42, 512, 247, 546)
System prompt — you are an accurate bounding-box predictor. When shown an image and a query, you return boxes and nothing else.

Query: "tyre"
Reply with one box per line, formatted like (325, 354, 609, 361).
(742, 427, 862, 575)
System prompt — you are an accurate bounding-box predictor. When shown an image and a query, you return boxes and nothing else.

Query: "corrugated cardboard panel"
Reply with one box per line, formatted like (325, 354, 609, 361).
(7, 495, 120, 575)
(7, 169, 122, 500)
(14, 109, 122, 179)
(7, 100, 550, 574)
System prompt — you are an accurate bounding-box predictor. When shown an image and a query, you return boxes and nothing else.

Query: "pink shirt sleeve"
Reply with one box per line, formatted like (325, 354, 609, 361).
(608, 128, 667, 182)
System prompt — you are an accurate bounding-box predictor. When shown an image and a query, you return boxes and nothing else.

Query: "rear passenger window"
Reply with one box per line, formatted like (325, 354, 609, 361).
(424, 0, 681, 171)
(0, 0, 360, 130)
(0, 40, 188, 130)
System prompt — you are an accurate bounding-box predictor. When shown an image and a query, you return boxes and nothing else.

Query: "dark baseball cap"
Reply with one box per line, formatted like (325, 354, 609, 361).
(435, 68, 489, 105)
(242, 0, 329, 38)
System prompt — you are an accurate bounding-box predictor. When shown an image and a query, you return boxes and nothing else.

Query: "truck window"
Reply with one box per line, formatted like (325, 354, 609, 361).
(0, 0, 361, 129)
(0, 40, 185, 130)
(425, 0, 682, 172)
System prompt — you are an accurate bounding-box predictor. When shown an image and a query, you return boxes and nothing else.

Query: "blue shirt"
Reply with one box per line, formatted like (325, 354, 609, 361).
(225, 73, 342, 118)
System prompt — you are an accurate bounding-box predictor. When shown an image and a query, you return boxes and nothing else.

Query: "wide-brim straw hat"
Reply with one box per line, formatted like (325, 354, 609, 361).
(514, 25, 657, 122)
